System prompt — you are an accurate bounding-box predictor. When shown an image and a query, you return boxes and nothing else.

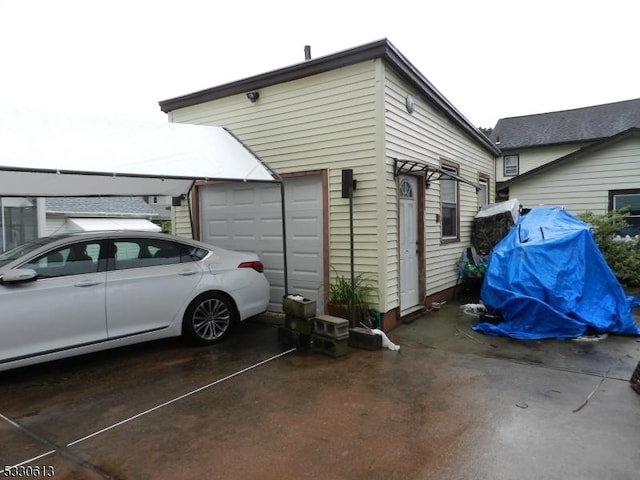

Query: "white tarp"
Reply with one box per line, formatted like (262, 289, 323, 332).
(0, 107, 278, 197)
(474, 198, 521, 223)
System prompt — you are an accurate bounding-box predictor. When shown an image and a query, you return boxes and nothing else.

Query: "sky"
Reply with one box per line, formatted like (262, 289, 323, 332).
(0, 0, 638, 129)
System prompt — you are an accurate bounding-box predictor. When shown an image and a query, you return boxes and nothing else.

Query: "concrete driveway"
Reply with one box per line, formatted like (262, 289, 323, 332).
(1, 297, 639, 480)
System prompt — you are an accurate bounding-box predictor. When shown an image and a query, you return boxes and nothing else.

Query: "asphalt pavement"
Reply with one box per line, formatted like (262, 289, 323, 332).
(1, 295, 639, 479)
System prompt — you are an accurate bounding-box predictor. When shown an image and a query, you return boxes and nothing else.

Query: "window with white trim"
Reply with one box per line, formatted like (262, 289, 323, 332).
(441, 165, 458, 239)
(610, 189, 640, 235)
(504, 154, 519, 176)
(477, 177, 489, 209)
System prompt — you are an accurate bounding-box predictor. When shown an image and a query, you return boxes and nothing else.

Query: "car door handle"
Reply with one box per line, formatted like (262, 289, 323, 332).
(75, 280, 101, 287)
(178, 270, 197, 276)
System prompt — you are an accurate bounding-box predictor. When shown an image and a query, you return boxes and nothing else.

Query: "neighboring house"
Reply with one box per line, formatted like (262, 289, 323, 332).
(145, 195, 173, 229)
(159, 39, 499, 329)
(0, 196, 170, 253)
(44, 197, 165, 235)
(491, 98, 640, 228)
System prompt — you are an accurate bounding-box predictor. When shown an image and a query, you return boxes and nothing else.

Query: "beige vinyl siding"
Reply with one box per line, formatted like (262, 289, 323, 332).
(383, 69, 494, 301)
(509, 136, 640, 216)
(497, 143, 591, 182)
(172, 203, 192, 238)
(169, 61, 385, 308)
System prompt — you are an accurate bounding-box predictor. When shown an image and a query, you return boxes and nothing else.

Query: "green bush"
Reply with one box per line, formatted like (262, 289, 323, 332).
(578, 209, 640, 287)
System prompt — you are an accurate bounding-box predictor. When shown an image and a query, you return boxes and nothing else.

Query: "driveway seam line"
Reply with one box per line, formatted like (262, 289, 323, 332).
(0, 413, 115, 478)
(1, 348, 296, 475)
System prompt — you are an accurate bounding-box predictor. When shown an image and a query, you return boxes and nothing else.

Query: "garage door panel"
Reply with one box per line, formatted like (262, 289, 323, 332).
(199, 176, 323, 313)
(290, 217, 320, 235)
(260, 187, 282, 204)
(292, 251, 320, 268)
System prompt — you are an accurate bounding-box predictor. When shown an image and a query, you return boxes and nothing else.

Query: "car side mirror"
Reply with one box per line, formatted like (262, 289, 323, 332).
(1, 268, 38, 284)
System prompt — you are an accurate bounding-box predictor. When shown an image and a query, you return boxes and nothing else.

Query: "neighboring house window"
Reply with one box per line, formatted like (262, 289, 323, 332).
(1, 197, 37, 252)
(504, 155, 519, 176)
(477, 177, 489, 209)
(609, 189, 640, 235)
(441, 164, 459, 240)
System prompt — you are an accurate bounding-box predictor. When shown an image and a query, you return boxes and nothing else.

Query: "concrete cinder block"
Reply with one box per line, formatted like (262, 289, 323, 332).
(313, 315, 349, 340)
(348, 327, 382, 351)
(277, 327, 311, 349)
(282, 296, 317, 319)
(284, 314, 314, 335)
(311, 334, 349, 358)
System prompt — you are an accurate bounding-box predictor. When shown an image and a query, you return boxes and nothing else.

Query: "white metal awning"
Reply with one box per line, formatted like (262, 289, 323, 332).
(392, 157, 479, 190)
(67, 218, 161, 232)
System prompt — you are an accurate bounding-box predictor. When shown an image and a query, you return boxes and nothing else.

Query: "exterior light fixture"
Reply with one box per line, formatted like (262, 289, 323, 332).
(246, 91, 260, 103)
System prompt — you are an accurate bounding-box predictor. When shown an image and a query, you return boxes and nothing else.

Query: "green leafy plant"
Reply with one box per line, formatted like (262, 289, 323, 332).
(579, 208, 640, 287)
(327, 267, 374, 325)
(328, 267, 373, 306)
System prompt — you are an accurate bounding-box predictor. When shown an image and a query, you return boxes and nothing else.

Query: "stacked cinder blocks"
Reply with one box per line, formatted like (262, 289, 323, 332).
(631, 359, 640, 394)
(279, 297, 353, 358)
(311, 315, 350, 357)
(279, 296, 316, 348)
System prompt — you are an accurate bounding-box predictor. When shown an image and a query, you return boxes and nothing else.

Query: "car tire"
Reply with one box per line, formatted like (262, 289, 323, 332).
(183, 292, 237, 345)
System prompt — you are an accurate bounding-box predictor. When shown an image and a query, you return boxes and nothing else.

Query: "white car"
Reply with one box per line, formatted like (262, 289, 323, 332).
(0, 231, 270, 371)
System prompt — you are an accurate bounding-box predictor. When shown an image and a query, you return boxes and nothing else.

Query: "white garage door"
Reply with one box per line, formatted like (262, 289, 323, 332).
(199, 175, 324, 313)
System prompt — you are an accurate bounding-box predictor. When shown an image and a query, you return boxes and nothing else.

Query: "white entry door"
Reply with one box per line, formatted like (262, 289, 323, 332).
(399, 175, 420, 313)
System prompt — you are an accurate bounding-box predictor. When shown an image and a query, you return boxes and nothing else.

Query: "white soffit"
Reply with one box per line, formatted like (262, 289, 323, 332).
(0, 107, 278, 197)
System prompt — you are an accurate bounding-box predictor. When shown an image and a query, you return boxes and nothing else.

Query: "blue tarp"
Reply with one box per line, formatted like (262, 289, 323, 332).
(473, 207, 640, 340)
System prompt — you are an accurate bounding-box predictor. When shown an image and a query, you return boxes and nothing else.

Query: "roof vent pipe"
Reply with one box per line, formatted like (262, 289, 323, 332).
(304, 45, 311, 60)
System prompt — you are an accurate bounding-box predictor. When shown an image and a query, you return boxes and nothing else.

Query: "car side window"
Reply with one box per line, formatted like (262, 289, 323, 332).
(21, 241, 101, 278)
(112, 239, 202, 270)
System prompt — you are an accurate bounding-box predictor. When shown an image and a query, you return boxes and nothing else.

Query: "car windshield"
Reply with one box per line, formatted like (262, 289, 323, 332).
(0, 236, 65, 268)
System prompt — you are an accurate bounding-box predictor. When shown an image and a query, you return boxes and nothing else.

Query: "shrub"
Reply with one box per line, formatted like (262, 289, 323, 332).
(328, 267, 373, 306)
(578, 209, 640, 287)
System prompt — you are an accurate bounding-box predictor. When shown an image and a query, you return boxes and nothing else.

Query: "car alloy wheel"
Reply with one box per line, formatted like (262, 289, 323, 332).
(183, 293, 236, 344)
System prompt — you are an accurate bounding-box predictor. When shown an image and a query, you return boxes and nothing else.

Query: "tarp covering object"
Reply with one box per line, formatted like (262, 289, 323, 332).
(473, 207, 640, 340)
(0, 107, 278, 197)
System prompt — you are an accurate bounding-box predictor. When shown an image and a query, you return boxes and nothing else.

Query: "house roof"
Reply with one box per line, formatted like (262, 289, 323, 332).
(46, 197, 160, 218)
(146, 202, 172, 221)
(500, 127, 640, 189)
(491, 98, 640, 150)
(159, 39, 499, 156)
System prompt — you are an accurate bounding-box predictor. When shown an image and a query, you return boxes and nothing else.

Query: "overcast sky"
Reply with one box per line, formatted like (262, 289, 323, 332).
(1, 0, 637, 129)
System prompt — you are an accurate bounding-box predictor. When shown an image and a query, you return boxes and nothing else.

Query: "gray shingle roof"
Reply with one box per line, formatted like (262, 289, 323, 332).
(500, 128, 640, 189)
(146, 202, 172, 221)
(491, 98, 640, 150)
(45, 197, 159, 217)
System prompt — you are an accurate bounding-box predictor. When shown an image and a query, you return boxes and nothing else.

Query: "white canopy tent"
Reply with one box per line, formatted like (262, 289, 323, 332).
(0, 107, 279, 197)
(0, 107, 289, 293)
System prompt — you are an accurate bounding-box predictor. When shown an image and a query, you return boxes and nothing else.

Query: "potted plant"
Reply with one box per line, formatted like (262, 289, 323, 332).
(326, 267, 374, 327)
